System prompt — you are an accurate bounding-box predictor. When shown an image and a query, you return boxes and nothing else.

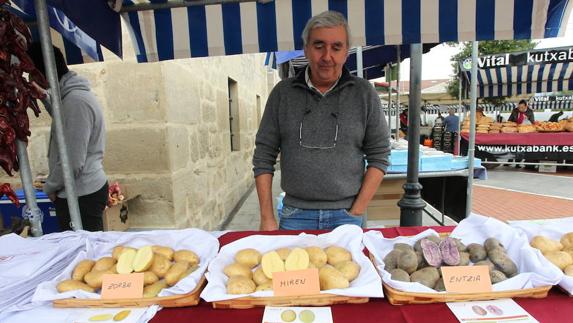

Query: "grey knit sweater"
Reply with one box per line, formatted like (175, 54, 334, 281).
(253, 68, 390, 209)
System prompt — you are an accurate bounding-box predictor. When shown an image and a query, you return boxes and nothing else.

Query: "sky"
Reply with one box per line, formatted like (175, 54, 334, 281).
(390, 21, 573, 82)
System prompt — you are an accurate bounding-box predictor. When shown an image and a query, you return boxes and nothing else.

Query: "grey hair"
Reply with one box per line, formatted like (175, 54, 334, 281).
(301, 11, 351, 47)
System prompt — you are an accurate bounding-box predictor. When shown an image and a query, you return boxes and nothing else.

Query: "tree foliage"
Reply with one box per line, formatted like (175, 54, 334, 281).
(447, 40, 537, 106)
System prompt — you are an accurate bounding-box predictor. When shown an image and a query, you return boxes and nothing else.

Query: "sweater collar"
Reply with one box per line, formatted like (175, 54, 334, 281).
(293, 66, 354, 93)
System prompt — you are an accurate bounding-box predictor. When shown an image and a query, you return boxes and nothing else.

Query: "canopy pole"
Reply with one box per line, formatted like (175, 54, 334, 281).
(356, 46, 363, 78)
(457, 65, 462, 155)
(386, 64, 392, 128)
(466, 41, 479, 218)
(398, 43, 426, 226)
(16, 140, 44, 236)
(34, 0, 83, 230)
(395, 46, 401, 139)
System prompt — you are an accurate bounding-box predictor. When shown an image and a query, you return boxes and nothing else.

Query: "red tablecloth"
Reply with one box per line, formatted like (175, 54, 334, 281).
(151, 227, 572, 323)
(461, 132, 573, 146)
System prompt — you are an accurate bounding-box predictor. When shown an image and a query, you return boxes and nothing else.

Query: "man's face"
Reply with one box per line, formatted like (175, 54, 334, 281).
(304, 25, 348, 87)
(518, 103, 528, 112)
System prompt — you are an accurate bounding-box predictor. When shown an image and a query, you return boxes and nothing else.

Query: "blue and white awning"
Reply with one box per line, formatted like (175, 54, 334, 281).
(461, 46, 573, 98)
(121, 0, 573, 63)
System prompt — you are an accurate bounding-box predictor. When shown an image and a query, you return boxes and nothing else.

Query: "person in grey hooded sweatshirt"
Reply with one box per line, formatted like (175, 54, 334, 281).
(27, 43, 108, 232)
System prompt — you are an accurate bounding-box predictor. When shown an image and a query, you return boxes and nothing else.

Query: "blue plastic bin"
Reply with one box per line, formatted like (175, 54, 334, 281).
(0, 189, 59, 233)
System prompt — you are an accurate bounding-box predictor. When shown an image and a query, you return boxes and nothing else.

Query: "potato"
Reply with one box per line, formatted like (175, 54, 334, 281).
(474, 260, 495, 272)
(143, 271, 159, 286)
(84, 269, 113, 289)
(394, 243, 414, 253)
(484, 238, 504, 252)
(325, 246, 352, 266)
(334, 260, 360, 281)
(415, 251, 426, 269)
(397, 250, 418, 274)
(285, 248, 310, 271)
(319, 265, 349, 290)
(434, 278, 445, 291)
(383, 250, 403, 270)
(488, 249, 518, 277)
(112, 246, 136, 260)
(421, 239, 442, 267)
(490, 270, 508, 284)
(389, 268, 410, 282)
(253, 266, 271, 285)
(143, 280, 168, 298)
(452, 238, 467, 252)
(410, 267, 440, 288)
(181, 264, 199, 280)
(235, 248, 262, 268)
(150, 253, 172, 278)
(565, 265, 573, 276)
(458, 252, 470, 266)
(57, 279, 95, 293)
(467, 243, 487, 263)
(224, 263, 253, 279)
(305, 247, 327, 268)
(561, 233, 573, 249)
(165, 262, 189, 286)
(275, 248, 291, 261)
(261, 251, 285, 279)
(117, 249, 137, 274)
(255, 281, 273, 291)
(563, 248, 573, 261)
(544, 251, 573, 270)
(93, 257, 116, 272)
(152, 245, 174, 260)
(133, 246, 155, 272)
(173, 250, 199, 265)
(531, 236, 563, 253)
(72, 260, 95, 281)
(439, 238, 460, 266)
(226, 276, 256, 294)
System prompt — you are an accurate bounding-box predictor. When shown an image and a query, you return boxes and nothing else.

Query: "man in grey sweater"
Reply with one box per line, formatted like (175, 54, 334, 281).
(253, 11, 390, 231)
(28, 43, 108, 231)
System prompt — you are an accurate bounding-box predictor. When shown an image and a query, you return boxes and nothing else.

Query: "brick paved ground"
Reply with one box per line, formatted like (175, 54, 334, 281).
(472, 185, 573, 221)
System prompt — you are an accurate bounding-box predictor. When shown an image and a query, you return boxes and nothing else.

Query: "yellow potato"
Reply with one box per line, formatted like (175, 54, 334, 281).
(133, 246, 154, 272)
(261, 251, 285, 279)
(234, 248, 262, 268)
(223, 263, 253, 279)
(173, 250, 199, 265)
(57, 279, 95, 293)
(563, 248, 573, 261)
(325, 246, 352, 266)
(255, 281, 273, 291)
(113, 309, 131, 322)
(152, 245, 174, 260)
(117, 249, 137, 274)
(72, 260, 95, 281)
(334, 261, 361, 282)
(285, 248, 309, 271)
(165, 262, 189, 286)
(84, 269, 115, 289)
(561, 233, 573, 249)
(275, 248, 291, 261)
(544, 251, 573, 270)
(112, 246, 137, 260)
(226, 276, 256, 295)
(93, 257, 116, 272)
(181, 264, 199, 280)
(150, 253, 172, 278)
(565, 265, 573, 276)
(143, 280, 168, 298)
(305, 247, 327, 268)
(319, 265, 349, 290)
(253, 266, 270, 285)
(143, 271, 159, 286)
(531, 236, 563, 253)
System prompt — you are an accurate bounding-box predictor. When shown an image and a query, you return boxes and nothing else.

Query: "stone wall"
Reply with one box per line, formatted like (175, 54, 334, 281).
(3, 53, 278, 230)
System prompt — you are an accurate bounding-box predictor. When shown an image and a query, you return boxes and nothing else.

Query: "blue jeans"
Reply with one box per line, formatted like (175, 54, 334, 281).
(279, 205, 363, 230)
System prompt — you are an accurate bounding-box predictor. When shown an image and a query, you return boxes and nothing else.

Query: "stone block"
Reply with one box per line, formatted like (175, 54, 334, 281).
(167, 125, 190, 171)
(128, 198, 175, 228)
(162, 62, 202, 125)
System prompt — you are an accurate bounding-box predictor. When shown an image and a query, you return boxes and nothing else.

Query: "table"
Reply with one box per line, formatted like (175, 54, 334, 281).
(151, 227, 572, 323)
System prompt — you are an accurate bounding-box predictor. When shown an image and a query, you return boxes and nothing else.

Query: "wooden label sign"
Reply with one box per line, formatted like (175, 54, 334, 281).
(101, 273, 144, 299)
(272, 268, 320, 297)
(441, 266, 492, 293)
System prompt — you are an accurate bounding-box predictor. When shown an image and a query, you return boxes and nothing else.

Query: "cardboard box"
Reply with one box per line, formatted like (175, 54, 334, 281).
(103, 202, 129, 231)
(367, 178, 405, 221)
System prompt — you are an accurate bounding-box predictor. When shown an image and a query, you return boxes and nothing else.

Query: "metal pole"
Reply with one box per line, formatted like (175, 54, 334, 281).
(34, 0, 83, 230)
(396, 46, 401, 139)
(386, 64, 392, 128)
(457, 66, 462, 155)
(398, 44, 426, 226)
(356, 46, 363, 78)
(16, 140, 44, 236)
(466, 41, 478, 218)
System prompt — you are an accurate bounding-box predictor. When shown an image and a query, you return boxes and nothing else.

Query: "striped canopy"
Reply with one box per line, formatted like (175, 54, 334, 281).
(121, 0, 573, 63)
(461, 46, 573, 98)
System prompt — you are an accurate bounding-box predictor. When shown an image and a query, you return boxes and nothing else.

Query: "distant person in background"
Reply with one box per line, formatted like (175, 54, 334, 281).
(444, 108, 460, 133)
(399, 108, 408, 134)
(434, 112, 445, 126)
(548, 110, 564, 122)
(508, 100, 535, 125)
(496, 114, 504, 123)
